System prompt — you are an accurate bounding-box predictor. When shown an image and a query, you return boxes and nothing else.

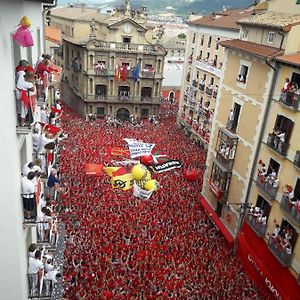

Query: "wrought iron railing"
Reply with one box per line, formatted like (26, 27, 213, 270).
(266, 133, 289, 157)
(268, 237, 294, 267)
(279, 91, 300, 110)
(246, 214, 267, 237)
(256, 175, 279, 199)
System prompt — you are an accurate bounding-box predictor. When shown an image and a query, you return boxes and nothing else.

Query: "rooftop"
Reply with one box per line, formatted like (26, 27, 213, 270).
(45, 26, 61, 44)
(188, 9, 255, 31)
(275, 52, 300, 67)
(237, 12, 300, 32)
(220, 39, 284, 59)
(163, 36, 186, 50)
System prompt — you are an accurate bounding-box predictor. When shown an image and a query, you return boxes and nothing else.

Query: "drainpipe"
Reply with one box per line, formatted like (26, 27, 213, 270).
(278, 32, 285, 50)
(233, 59, 279, 254)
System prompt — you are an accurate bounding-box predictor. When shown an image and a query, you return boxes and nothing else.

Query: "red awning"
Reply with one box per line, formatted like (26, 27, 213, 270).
(238, 222, 300, 300)
(199, 195, 234, 246)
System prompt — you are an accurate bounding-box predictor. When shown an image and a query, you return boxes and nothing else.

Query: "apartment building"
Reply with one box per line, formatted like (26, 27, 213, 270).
(0, 0, 63, 299)
(49, 3, 166, 119)
(178, 7, 257, 147)
(201, 0, 300, 298)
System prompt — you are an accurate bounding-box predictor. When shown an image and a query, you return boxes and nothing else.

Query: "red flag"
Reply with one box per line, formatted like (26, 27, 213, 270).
(121, 66, 126, 81)
(85, 163, 103, 176)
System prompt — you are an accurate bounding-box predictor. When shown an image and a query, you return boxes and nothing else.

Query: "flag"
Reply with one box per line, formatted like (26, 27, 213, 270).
(106, 147, 130, 157)
(106, 63, 110, 79)
(133, 63, 139, 81)
(124, 139, 155, 158)
(85, 163, 103, 176)
(121, 66, 126, 81)
(152, 151, 169, 164)
(104, 166, 134, 191)
(149, 160, 183, 173)
(133, 181, 154, 199)
(115, 65, 120, 81)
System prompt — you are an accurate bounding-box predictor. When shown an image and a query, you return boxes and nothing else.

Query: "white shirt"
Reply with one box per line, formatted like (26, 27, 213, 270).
(21, 176, 35, 196)
(22, 162, 32, 177)
(16, 72, 33, 90)
(44, 270, 59, 282)
(28, 257, 44, 274)
(40, 110, 48, 123)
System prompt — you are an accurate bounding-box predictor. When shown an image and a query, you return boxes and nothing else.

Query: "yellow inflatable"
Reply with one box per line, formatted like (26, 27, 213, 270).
(144, 179, 159, 192)
(131, 164, 148, 181)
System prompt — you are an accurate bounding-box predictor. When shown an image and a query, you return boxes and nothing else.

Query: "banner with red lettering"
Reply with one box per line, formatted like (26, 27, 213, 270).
(237, 222, 300, 300)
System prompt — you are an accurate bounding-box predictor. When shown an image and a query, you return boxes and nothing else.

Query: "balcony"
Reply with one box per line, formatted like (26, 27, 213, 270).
(245, 215, 267, 237)
(95, 94, 106, 100)
(141, 70, 155, 78)
(94, 66, 108, 75)
(268, 237, 294, 267)
(213, 90, 218, 99)
(266, 133, 289, 157)
(199, 83, 205, 91)
(206, 86, 213, 96)
(293, 150, 300, 168)
(279, 91, 300, 110)
(208, 178, 227, 203)
(71, 59, 81, 71)
(195, 60, 222, 78)
(119, 95, 131, 101)
(280, 195, 300, 225)
(141, 96, 152, 101)
(192, 79, 198, 88)
(256, 175, 279, 199)
(216, 153, 234, 171)
(28, 272, 52, 299)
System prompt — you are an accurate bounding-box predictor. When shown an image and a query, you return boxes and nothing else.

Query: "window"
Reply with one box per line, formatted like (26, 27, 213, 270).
(123, 37, 131, 44)
(297, 0, 300, 4)
(267, 31, 275, 44)
(227, 102, 241, 133)
(96, 107, 105, 115)
(205, 52, 210, 61)
(242, 28, 249, 39)
(237, 65, 249, 84)
(192, 32, 196, 44)
(200, 35, 204, 46)
(216, 37, 220, 50)
(210, 77, 214, 85)
(141, 108, 149, 118)
(208, 36, 212, 48)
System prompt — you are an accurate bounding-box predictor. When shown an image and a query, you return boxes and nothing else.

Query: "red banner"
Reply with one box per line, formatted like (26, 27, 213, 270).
(238, 222, 300, 300)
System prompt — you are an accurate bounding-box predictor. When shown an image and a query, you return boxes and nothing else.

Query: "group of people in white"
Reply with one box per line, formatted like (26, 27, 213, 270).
(217, 141, 235, 160)
(257, 162, 280, 190)
(270, 224, 293, 256)
(248, 204, 267, 225)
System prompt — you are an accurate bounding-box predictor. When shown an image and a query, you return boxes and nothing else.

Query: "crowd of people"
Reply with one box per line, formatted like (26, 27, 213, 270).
(56, 101, 267, 299)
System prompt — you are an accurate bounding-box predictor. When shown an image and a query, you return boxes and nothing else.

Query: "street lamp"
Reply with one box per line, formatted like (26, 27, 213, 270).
(226, 201, 250, 254)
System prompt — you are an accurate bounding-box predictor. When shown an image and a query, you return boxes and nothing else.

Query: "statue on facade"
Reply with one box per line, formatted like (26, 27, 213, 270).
(89, 18, 97, 39)
(125, 0, 131, 16)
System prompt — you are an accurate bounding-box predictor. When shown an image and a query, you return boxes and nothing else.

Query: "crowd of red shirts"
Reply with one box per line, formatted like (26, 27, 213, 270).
(58, 103, 268, 299)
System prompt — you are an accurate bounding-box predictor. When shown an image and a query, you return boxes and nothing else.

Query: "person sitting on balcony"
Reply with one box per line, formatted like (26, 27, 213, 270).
(281, 78, 292, 93)
(28, 250, 44, 296)
(21, 171, 37, 220)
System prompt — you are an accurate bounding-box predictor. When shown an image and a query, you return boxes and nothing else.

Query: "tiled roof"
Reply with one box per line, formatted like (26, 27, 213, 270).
(220, 39, 284, 58)
(275, 53, 300, 67)
(188, 9, 254, 31)
(237, 12, 300, 31)
(45, 26, 61, 44)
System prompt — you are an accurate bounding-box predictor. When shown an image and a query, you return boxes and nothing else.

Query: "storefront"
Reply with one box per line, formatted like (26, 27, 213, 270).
(238, 222, 300, 300)
(199, 196, 234, 246)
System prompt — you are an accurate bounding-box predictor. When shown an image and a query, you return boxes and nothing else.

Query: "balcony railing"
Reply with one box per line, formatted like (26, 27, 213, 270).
(279, 91, 300, 110)
(37, 221, 58, 247)
(206, 87, 213, 96)
(195, 60, 222, 78)
(94, 66, 107, 75)
(141, 70, 155, 78)
(293, 150, 300, 168)
(28, 271, 55, 298)
(208, 178, 227, 203)
(141, 96, 152, 101)
(199, 83, 205, 91)
(95, 94, 106, 100)
(246, 215, 267, 237)
(71, 60, 81, 71)
(119, 95, 131, 101)
(266, 133, 289, 157)
(280, 195, 300, 225)
(216, 153, 234, 171)
(256, 175, 279, 199)
(268, 237, 294, 267)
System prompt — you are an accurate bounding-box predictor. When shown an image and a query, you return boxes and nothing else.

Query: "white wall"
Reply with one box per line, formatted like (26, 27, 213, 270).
(0, 1, 44, 299)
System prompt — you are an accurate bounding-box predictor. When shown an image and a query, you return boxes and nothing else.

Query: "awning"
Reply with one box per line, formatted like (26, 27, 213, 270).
(199, 195, 234, 246)
(238, 222, 300, 300)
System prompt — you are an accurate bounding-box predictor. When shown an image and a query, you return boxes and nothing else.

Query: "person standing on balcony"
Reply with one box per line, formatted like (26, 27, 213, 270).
(21, 171, 36, 220)
(28, 250, 44, 296)
(277, 130, 286, 153)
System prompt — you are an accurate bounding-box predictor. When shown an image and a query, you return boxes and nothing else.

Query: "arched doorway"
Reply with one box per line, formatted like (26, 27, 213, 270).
(116, 108, 130, 121)
(169, 91, 175, 103)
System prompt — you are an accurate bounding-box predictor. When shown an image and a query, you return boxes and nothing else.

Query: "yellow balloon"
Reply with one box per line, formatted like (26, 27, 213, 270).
(144, 179, 159, 192)
(131, 164, 148, 181)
